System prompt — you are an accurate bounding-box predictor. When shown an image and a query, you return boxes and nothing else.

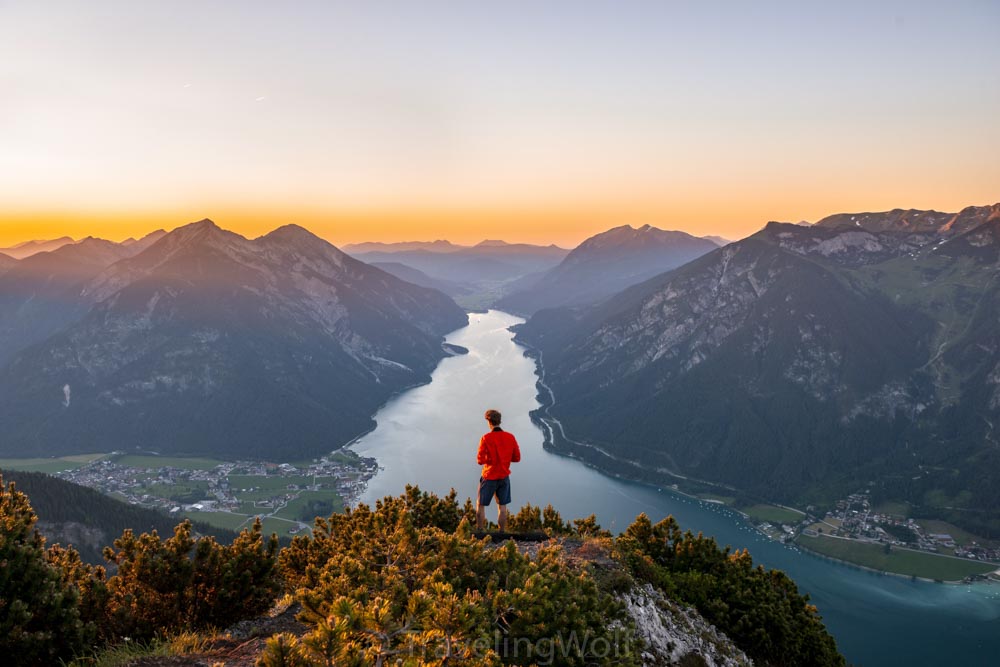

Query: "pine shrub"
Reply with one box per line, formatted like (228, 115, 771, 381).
(0, 474, 86, 665)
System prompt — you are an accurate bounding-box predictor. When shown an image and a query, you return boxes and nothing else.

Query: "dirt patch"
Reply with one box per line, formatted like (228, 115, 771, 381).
(126, 604, 306, 666)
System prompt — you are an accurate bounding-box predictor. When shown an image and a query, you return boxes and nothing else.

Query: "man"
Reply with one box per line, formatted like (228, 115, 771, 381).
(476, 408, 521, 532)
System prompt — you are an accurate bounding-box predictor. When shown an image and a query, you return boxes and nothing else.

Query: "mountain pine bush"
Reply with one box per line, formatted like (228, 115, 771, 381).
(0, 474, 87, 664)
(279, 487, 637, 666)
(102, 518, 281, 640)
(617, 513, 844, 667)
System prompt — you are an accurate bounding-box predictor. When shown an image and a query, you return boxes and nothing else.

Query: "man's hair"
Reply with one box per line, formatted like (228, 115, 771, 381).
(485, 409, 502, 426)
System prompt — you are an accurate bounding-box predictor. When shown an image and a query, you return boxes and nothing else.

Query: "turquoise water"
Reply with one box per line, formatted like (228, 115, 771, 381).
(351, 310, 1000, 666)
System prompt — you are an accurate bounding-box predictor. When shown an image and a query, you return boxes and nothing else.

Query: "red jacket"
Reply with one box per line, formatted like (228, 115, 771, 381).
(477, 427, 521, 480)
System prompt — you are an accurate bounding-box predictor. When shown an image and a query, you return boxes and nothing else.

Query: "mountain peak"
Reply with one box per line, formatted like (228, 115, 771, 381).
(259, 224, 343, 257)
(262, 223, 322, 242)
(475, 239, 509, 247)
(580, 223, 705, 250)
(188, 218, 220, 230)
(113, 219, 253, 271)
(166, 218, 233, 243)
(497, 223, 716, 315)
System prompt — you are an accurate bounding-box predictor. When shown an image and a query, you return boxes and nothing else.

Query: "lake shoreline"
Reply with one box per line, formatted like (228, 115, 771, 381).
(340, 326, 472, 464)
(515, 327, 999, 585)
(790, 537, 988, 585)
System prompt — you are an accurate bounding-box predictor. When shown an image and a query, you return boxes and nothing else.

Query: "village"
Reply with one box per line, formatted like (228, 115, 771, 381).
(797, 490, 1000, 562)
(735, 489, 1000, 582)
(56, 450, 379, 536)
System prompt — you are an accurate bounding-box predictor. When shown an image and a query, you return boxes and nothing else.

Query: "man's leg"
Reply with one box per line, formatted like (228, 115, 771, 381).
(477, 477, 492, 531)
(495, 477, 511, 532)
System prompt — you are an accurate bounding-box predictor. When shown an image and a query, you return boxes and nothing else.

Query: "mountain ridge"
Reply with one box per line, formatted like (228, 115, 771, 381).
(0, 236, 76, 259)
(497, 223, 718, 316)
(514, 203, 1000, 535)
(0, 219, 468, 460)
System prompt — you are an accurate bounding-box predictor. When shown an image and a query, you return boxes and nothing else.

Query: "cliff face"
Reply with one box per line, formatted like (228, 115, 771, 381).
(620, 583, 753, 666)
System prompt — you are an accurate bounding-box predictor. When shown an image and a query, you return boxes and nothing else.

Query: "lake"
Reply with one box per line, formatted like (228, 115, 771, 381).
(350, 310, 1000, 666)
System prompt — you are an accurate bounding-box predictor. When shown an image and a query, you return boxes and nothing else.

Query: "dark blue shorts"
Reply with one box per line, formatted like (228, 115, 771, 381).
(478, 476, 511, 506)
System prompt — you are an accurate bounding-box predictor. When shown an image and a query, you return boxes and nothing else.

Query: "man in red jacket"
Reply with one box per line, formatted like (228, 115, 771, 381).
(476, 408, 521, 532)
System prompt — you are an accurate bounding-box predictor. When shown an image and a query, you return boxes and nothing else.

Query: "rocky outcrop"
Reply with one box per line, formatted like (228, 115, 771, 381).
(620, 584, 752, 667)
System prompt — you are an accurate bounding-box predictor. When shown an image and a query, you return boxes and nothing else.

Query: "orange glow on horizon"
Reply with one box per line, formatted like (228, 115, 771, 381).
(4, 188, 999, 252)
(2, 3, 997, 254)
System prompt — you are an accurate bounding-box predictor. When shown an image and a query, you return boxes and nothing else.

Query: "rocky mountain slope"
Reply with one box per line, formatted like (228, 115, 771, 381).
(0, 235, 157, 367)
(0, 220, 467, 460)
(497, 224, 718, 316)
(622, 583, 752, 666)
(515, 203, 1000, 535)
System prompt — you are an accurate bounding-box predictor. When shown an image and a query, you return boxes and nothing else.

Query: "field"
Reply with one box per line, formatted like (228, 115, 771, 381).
(186, 510, 304, 537)
(182, 510, 250, 532)
(116, 455, 225, 470)
(874, 500, 911, 518)
(257, 516, 302, 536)
(144, 481, 211, 503)
(796, 534, 996, 581)
(227, 474, 314, 491)
(0, 453, 108, 473)
(915, 519, 994, 548)
(741, 503, 805, 525)
(183, 476, 344, 536)
(272, 490, 344, 523)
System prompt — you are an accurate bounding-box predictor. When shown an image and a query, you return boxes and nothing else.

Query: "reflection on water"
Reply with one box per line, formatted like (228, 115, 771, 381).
(351, 310, 1000, 666)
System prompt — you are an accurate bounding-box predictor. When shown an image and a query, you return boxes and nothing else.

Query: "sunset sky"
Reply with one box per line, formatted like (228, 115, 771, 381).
(1, 1, 998, 248)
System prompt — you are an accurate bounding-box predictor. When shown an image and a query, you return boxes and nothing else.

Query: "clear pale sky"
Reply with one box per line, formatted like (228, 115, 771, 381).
(1, 1, 998, 248)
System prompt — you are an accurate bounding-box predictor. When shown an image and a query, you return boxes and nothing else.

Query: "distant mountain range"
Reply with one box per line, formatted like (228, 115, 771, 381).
(347, 241, 570, 303)
(0, 231, 167, 368)
(515, 203, 1000, 536)
(0, 219, 466, 460)
(342, 239, 566, 256)
(496, 224, 718, 316)
(0, 236, 77, 259)
(342, 240, 461, 254)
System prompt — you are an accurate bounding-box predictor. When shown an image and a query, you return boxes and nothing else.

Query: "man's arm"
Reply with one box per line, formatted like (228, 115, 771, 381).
(510, 435, 521, 463)
(477, 435, 491, 465)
